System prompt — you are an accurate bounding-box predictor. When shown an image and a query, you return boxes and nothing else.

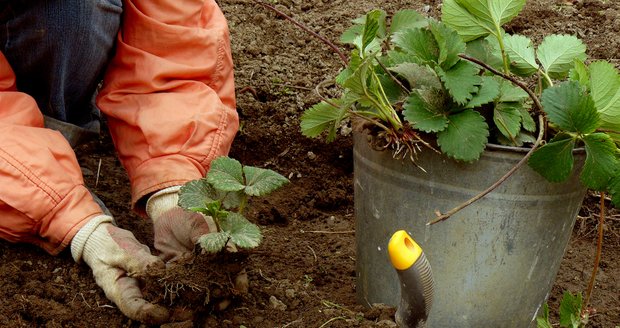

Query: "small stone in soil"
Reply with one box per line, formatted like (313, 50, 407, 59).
(234, 269, 249, 295)
(285, 288, 296, 299)
(269, 295, 287, 311)
(218, 298, 232, 311)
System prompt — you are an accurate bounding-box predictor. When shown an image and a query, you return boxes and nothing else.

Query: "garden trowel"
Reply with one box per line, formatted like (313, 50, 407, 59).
(388, 230, 435, 328)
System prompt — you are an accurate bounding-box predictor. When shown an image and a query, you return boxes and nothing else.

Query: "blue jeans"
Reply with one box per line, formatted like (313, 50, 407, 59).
(0, 0, 122, 147)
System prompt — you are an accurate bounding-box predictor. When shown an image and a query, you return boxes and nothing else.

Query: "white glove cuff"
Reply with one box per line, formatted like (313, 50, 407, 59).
(71, 214, 114, 263)
(146, 185, 182, 220)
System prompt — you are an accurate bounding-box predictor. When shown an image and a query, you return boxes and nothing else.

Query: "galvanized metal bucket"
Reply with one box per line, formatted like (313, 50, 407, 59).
(353, 133, 587, 327)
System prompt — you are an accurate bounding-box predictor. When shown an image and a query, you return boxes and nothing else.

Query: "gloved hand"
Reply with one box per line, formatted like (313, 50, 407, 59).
(71, 215, 169, 325)
(146, 186, 217, 262)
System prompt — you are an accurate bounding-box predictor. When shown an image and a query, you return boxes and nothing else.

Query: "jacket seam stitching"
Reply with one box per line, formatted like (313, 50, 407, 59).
(201, 106, 227, 165)
(35, 184, 86, 234)
(208, 32, 224, 92)
(0, 148, 62, 203)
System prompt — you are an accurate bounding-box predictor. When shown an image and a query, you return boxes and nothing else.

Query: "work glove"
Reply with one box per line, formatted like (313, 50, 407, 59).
(71, 215, 169, 324)
(146, 186, 217, 263)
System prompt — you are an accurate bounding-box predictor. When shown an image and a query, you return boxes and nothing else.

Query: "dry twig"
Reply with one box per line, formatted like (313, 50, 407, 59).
(583, 192, 606, 314)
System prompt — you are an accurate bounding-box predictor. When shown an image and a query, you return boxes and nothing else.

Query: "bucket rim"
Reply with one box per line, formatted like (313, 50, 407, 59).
(353, 131, 586, 154)
(486, 143, 585, 154)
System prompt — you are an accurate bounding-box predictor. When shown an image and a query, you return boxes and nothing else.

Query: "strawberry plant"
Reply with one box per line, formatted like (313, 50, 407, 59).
(178, 156, 289, 253)
(537, 291, 589, 328)
(300, 0, 620, 205)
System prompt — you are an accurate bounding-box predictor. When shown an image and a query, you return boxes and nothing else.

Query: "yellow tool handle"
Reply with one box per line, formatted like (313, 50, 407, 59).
(388, 230, 435, 328)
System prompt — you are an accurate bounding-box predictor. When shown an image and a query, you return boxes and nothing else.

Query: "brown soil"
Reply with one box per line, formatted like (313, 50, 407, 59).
(1, 0, 619, 327)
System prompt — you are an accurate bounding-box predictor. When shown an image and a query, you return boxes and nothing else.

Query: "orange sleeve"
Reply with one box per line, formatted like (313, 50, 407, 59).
(0, 53, 103, 255)
(96, 0, 239, 213)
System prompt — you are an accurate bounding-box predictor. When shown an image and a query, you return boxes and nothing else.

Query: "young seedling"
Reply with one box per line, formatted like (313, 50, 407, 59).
(537, 291, 589, 328)
(178, 156, 289, 253)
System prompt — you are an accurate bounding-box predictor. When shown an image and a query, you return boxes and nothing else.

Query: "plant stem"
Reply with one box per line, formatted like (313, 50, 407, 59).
(362, 79, 402, 131)
(541, 70, 554, 87)
(314, 79, 340, 107)
(250, 0, 348, 66)
(583, 192, 606, 316)
(372, 72, 403, 129)
(213, 215, 222, 232)
(374, 57, 410, 93)
(596, 128, 620, 134)
(494, 28, 511, 74)
(427, 115, 545, 225)
(459, 54, 545, 115)
(350, 112, 392, 132)
(238, 195, 248, 215)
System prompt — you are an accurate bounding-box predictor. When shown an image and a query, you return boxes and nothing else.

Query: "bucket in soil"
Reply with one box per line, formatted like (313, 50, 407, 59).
(353, 133, 586, 327)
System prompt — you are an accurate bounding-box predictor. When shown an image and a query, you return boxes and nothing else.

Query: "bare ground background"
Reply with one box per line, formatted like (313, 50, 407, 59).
(0, 0, 618, 327)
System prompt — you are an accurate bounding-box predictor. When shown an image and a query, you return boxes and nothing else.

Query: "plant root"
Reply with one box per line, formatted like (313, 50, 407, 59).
(371, 126, 439, 169)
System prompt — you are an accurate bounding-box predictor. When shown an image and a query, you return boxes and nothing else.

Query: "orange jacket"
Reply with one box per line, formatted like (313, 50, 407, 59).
(0, 0, 238, 255)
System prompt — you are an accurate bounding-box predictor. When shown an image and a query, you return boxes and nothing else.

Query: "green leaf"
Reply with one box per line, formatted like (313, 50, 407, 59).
(300, 100, 348, 142)
(221, 213, 263, 249)
(198, 231, 231, 253)
(178, 179, 216, 210)
(498, 79, 529, 103)
(494, 102, 522, 142)
(343, 60, 371, 95)
(465, 37, 504, 71)
(537, 35, 587, 79)
(442, 0, 526, 41)
(528, 134, 576, 183)
(517, 105, 536, 132)
(243, 165, 289, 197)
(376, 72, 404, 103)
(389, 63, 442, 90)
(341, 11, 387, 46)
(497, 131, 536, 147)
(541, 81, 599, 134)
(361, 10, 382, 53)
(559, 291, 583, 328)
(387, 50, 426, 67)
(536, 303, 553, 328)
(458, 0, 526, 27)
(589, 61, 620, 131)
(340, 15, 367, 44)
(340, 25, 363, 45)
(207, 157, 245, 192)
(403, 90, 449, 132)
(437, 60, 482, 105)
(569, 59, 590, 87)
(465, 76, 500, 108)
(335, 51, 361, 86)
(504, 34, 538, 76)
(581, 133, 620, 190)
(220, 190, 243, 210)
(609, 173, 620, 207)
(437, 109, 489, 161)
(391, 27, 439, 64)
(429, 20, 466, 70)
(441, 0, 491, 42)
(390, 9, 428, 35)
